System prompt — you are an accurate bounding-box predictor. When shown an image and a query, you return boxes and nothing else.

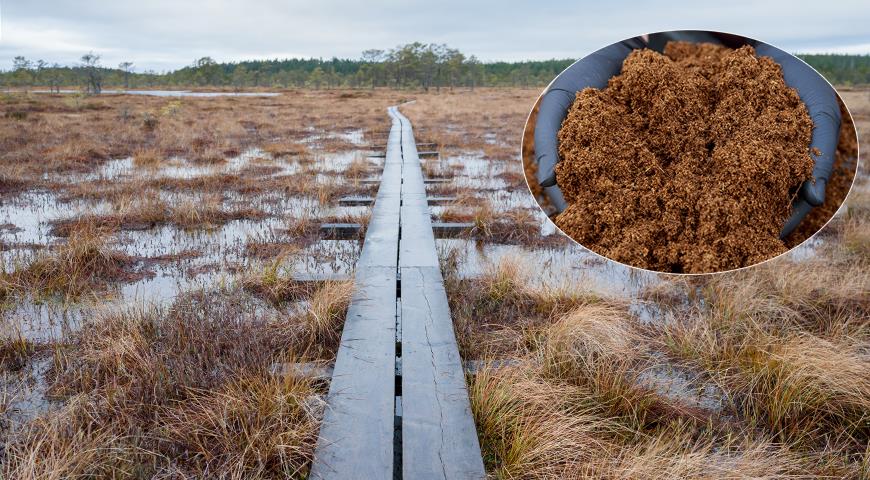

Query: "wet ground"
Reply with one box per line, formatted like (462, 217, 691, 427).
(0, 88, 866, 461)
(0, 113, 384, 428)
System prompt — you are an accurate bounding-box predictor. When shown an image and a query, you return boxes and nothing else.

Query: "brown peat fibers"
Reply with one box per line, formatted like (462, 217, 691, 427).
(555, 42, 818, 273)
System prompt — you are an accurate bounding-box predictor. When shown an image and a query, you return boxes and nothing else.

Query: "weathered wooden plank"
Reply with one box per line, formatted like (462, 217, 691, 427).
(356, 132, 401, 269)
(370, 142, 437, 149)
(271, 358, 518, 380)
(338, 195, 374, 206)
(321, 220, 477, 242)
(337, 195, 455, 211)
(310, 114, 403, 480)
(400, 195, 439, 269)
(431, 222, 475, 238)
(426, 195, 457, 206)
(393, 107, 486, 479)
(320, 222, 362, 239)
(400, 266, 486, 479)
(423, 178, 451, 185)
(309, 266, 397, 479)
(312, 107, 483, 479)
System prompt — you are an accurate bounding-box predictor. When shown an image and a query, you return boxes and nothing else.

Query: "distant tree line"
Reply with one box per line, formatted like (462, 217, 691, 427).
(1, 43, 868, 93)
(0, 43, 573, 92)
(795, 53, 870, 86)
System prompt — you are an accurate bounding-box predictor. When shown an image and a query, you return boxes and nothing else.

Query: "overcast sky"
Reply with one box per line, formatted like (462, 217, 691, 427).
(1, 0, 868, 71)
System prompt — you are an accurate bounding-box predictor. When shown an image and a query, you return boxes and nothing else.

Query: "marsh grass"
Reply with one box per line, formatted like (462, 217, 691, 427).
(0, 331, 37, 372)
(296, 280, 354, 353)
(0, 171, 31, 195)
(241, 255, 309, 305)
(51, 192, 268, 235)
(703, 261, 869, 337)
(3, 280, 350, 478)
(658, 310, 870, 449)
(1, 225, 143, 299)
(158, 373, 319, 478)
(643, 249, 870, 460)
(345, 157, 373, 179)
(283, 208, 320, 239)
(240, 252, 354, 355)
(840, 214, 870, 260)
(320, 210, 372, 239)
(132, 148, 162, 169)
(445, 255, 605, 359)
(244, 238, 300, 260)
(469, 366, 615, 477)
(170, 194, 266, 229)
(262, 141, 308, 158)
(468, 364, 821, 478)
(537, 304, 723, 432)
(2, 86, 866, 476)
(438, 199, 552, 244)
(2, 394, 153, 480)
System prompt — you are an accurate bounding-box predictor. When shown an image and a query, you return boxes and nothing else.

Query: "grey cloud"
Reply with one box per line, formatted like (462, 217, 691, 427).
(0, 0, 868, 70)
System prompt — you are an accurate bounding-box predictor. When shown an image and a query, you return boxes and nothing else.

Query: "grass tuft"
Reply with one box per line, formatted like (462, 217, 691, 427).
(159, 374, 319, 478)
(1, 224, 141, 299)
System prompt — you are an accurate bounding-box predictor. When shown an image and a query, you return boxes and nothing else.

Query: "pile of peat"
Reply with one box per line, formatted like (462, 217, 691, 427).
(555, 42, 816, 273)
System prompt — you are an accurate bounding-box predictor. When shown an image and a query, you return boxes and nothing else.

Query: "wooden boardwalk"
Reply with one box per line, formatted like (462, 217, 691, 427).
(310, 107, 484, 479)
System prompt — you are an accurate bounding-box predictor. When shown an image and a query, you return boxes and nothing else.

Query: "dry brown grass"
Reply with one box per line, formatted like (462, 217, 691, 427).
(657, 309, 870, 448)
(1, 84, 866, 476)
(467, 290, 866, 477)
(2, 394, 150, 480)
(1, 280, 350, 478)
(468, 364, 830, 479)
(132, 148, 162, 168)
(443, 86, 870, 477)
(297, 280, 355, 352)
(345, 157, 374, 178)
(0, 89, 409, 197)
(262, 141, 308, 158)
(0, 330, 37, 371)
(640, 226, 870, 456)
(701, 260, 869, 338)
(52, 191, 268, 235)
(469, 366, 615, 478)
(283, 209, 320, 239)
(444, 254, 607, 359)
(158, 374, 319, 478)
(402, 88, 538, 161)
(540, 304, 645, 380)
(240, 256, 354, 356)
(0, 225, 143, 299)
(841, 215, 870, 259)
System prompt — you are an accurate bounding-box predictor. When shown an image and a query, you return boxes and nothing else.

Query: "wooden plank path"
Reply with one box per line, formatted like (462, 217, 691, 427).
(310, 106, 484, 479)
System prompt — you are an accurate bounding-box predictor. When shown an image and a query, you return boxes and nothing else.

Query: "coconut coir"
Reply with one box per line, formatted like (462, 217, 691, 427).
(554, 42, 816, 273)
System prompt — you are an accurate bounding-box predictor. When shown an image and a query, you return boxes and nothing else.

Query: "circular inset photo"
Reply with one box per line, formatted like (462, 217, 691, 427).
(522, 30, 859, 274)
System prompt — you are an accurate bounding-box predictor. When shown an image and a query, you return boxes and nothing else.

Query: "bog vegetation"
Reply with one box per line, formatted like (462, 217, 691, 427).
(0, 52, 866, 476)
